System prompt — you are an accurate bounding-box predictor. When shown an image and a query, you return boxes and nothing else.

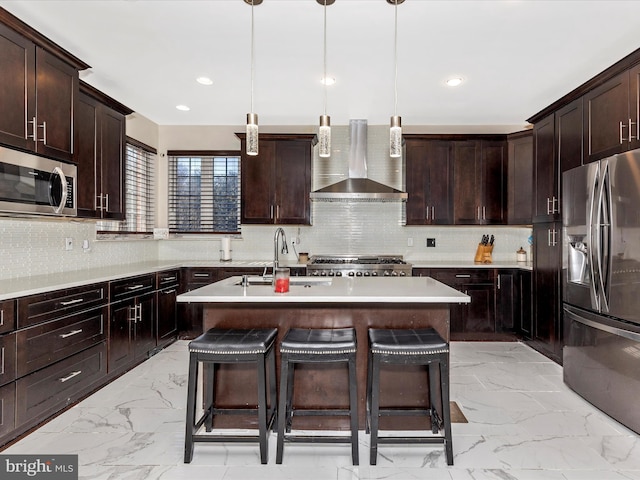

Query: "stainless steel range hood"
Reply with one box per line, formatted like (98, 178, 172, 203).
(310, 119, 407, 202)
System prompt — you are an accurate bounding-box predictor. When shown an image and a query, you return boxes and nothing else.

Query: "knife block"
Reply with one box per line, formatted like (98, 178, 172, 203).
(474, 244, 493, 264)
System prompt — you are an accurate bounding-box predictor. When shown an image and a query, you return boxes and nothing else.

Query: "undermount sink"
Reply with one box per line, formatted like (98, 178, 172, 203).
(235, 276, 333, 287)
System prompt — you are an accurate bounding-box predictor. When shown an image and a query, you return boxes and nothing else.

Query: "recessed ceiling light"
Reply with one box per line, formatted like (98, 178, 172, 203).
(446, 77, 463, 87)
(176, 105, 190, 111)
(321, 76, 336, 86)
(196, 76, 213, 86)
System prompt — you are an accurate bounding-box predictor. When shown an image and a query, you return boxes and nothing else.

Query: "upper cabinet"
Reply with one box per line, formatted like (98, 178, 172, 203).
(404, 137, 453, 225)
(583, 66, 640, 163)
(75, 83, 132, 220)
(507, 131, 533, 225)
(0, 10, 88, 163)
(237, 133, 316, 225)
(453, 139, 507, 225)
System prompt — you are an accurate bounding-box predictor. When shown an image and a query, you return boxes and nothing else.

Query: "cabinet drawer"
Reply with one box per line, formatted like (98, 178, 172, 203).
(16, 342, 107, 427)
(0, 382, 16, 440)
(110, 274, 155, 302)
(17, 283, 108, 328)
(0, 333, 16, 386)
(430, 269, 495, 286)
(157, 269, 180, 289)
(0, 300, 15, 335)
(183, 268, 217, 284)
(16, 306, 107, 377)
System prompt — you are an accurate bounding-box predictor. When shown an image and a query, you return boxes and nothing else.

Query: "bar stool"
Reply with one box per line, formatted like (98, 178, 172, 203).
(366, 328, 453, 466)
(184, 328, 278, 464)
(276, 327, 359, 465)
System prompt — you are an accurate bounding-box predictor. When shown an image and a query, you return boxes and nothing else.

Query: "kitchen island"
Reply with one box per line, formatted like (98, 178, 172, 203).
(177, 275, 469, 429)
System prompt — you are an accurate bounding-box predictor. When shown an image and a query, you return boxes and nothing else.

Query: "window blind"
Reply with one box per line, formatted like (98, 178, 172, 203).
(168, 152, 241, 233)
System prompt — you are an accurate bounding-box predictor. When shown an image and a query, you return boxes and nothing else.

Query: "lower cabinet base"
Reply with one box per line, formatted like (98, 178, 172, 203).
(0, 383, 16, 441)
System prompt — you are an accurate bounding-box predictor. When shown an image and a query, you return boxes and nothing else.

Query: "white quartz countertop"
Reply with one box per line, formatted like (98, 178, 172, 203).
(0, 258, 529, 302)
(177, 276, 471, 304)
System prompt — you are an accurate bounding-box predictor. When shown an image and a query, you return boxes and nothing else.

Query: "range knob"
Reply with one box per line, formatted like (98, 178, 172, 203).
(399, 271, 406, 276)
(391, 271, 398, 276)
(356, 271, 363, 277)
(371, 271, 378, 276)
(335, 271, 343, 276)
(320, 271, 328, 276)
(348, 271, 355, 277)
(363, 271, 371, 276)
(383, 271, 391, 276)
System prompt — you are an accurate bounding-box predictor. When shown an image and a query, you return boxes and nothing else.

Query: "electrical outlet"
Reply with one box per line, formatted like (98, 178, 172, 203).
(65, 237, 73, 251)
(407, 237, 413, 247)
(426, 238, 436, 248)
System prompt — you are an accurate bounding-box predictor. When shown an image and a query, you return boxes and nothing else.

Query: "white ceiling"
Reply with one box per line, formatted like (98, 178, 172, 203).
(3, 0, 640, 132)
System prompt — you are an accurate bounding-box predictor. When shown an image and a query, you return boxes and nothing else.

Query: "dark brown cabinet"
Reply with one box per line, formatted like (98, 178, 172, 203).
(530, 222, 563, 362)
(108, 275, 156, 373)
(238, 133, 315, 225)
(0, 18, 84, 163)
(507, 131, 533, 225)
(75, 83, 131, 220)
(583, 66, 640, 163)
(0, 383, 16, 441)
(533, 114, 558, 222)
(453, 140, 506, 225)
(156, 270, 179, 349)
(519, 270, 533, 338)
(404, 138, 453, 225)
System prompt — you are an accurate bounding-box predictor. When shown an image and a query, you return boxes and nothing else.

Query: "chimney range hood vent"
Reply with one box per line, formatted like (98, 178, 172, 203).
(310, 119, 407, 202)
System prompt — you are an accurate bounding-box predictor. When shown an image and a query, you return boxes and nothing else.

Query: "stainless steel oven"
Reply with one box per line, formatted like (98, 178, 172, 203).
(0, 146, 76, 217)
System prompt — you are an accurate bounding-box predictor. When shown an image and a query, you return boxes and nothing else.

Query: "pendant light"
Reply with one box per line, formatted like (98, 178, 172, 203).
(388, 0, 404, 158)
(317, 0, 334, 158)
(245, 0, 262, 156)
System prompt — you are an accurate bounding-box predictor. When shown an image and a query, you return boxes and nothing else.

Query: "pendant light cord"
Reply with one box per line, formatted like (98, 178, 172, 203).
(250, 0, 255, 113)
(393, 0, 398, 117)
(323, 0, 328, 116)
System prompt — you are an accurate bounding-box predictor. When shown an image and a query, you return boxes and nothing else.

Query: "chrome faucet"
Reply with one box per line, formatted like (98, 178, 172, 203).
(273, 227, 289, 272)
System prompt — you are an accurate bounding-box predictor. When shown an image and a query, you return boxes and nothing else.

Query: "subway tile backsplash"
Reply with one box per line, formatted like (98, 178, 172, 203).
(0, 125, 531, 280)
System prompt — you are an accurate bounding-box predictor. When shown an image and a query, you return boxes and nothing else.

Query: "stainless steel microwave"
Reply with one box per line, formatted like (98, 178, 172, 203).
(0, 146, 77, 217)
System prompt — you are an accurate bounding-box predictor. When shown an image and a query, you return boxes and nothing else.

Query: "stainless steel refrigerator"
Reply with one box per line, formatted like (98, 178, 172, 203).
(563, 148, 640, 434)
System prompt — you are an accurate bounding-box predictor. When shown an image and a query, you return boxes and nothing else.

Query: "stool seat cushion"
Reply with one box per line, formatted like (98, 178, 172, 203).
(369, 328, 448, 355)
(189, 328, 278, 355)
(281, 327, 356, 355)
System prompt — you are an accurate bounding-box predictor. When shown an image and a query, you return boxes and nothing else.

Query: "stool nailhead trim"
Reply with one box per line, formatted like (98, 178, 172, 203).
(371, 347, 449, 355)
(281, 348, 357, 355)
(190, 348, 268, 355)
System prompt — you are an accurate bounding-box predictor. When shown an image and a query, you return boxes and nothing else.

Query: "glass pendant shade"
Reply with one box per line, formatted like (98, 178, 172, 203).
(318, 115, 331, 158)
(390, 115, 402, 158)
(246, 113, 259, 156)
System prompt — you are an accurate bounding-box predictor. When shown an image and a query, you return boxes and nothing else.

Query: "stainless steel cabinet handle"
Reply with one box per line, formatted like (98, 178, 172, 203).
(27, 117, 37, 141)
(497, 275, 501, 289)
(59, 370, 82, 383)
(620, 121, 626, 143)
(455, 274, 471, 278)
(162, 289, 176, 295)
(193, 273, 210, 278)
(431, 206, 435, 220)
(162, 276, 177, 282)
(129, 306, 137, 322)
(270, 205, 274, 219)
(126, 284, 145, 290)
(630, 118, 637, 141)
(60, 329, 83, 339)
(482, 206, 486, 220)
(477, 206, 481, 220)
(137, 304, 142, 323)
(104, 194, 109, 212)
(1, 347, 4, 375)
(0, 309, 3, 326)
(60, 298, 84, 306)
(38, 121, 47, 144)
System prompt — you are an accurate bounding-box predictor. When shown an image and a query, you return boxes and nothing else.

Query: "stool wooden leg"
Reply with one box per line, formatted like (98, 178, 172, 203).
(184, 353, 198, 463)
(204, 362, 215, 432)
(276, 355, 290, 464)
(365, 347, 373, 435)
(257, 353, 269, 464)
(440, 355, 454, 465)
(268, 347, 278, 432)
(285, 360, 295, 433)
(348, 353, 359, 465)
(369, 354, 381, 466)
(428, 362, 440, 434)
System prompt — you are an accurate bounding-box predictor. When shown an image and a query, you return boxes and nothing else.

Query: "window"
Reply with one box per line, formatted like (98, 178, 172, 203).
(98, 138, 156, 234)
(168, 151, 241, 233)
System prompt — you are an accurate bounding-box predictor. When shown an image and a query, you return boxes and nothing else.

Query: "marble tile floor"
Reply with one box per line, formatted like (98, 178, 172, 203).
(4, 340, 640, 480)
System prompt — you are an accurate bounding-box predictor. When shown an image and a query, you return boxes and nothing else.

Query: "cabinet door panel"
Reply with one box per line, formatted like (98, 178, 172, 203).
(135, 294, 156, 359)
(462, 284, 495, 333)
(583, 72, 629, 163)
(0, 383, 16, 440)
(556, 98, 583, 171)
(275, 140, 311, 224)
(0, 24, 35, 151)
(533, 114, 557, 221)
(109, 298, 134, 372)
(34, 48, 77, 163)
(101, 106, 125, 219)
(241, 141, 275, 223)
(157, 288, 177, 344)
(75, 92, 99, 217)
(453, 141, 480, 224)
(481, 141, 506, 224)
(630, 64, 640, 151)
(507, 133, 533, 224)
